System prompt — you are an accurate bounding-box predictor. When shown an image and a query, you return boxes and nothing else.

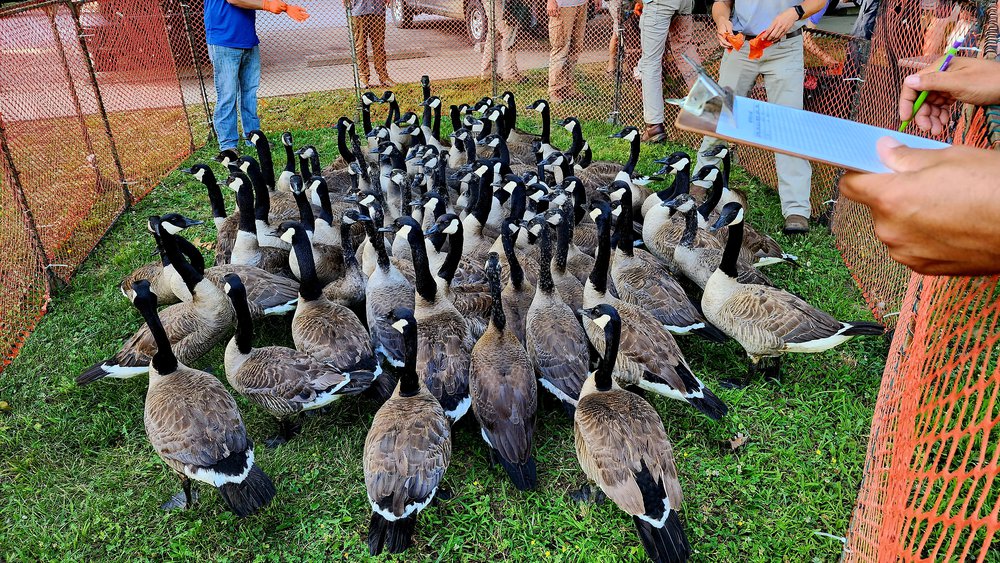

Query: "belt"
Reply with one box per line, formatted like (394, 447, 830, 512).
(743, 27, 804, 42)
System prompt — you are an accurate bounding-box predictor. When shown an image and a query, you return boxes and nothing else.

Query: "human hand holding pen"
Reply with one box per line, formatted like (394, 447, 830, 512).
(899, 58, 1000, 135)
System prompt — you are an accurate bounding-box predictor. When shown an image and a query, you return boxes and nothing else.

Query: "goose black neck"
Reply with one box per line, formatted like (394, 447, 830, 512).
(174, 234, 207, 275)
(568, 126, 585, 162)
(283, 142, 296, 173)
(299, 152, 312, 180)
(615, 196, 635, 256)
(720, 218, 743, 279)
(246, 167, 271, 222)
(422, 102, 432, 129)
(432, 103, 442, 140)
(367, 219, 391, 271)
(588, 216, 611, 295)
(478, 118, 492, 141)
(680, 207, 698, 248)
(698, 173, 724, 220)
(488, 264, 506, 332)
(471, 170, 494, 226)
(501, 225, 524, 291)
(309, 151, 322, 181)
(594, 319, 620, 391)
(313, 177, 334, 225)
(670, 164, 691, 199)
(230, 286, 255, 355)
(570, 185, 587, 224)
(235, 184, 257, 235)
(151, 227, 171, 267)
(337, 123, 354, 163)
(537, 221, 555, 294)
(401, 178, 413, 218)
(721, 151, 731, 187)
(137, 297, 177, 374)
(253, 135, 276, 188)
(293, 187, 316, 231)
(361, 102, 373, 134)
(438, 226, 464, 284)
(465, 133, 477, 163)
(201, 170, 227, 220)
(509, 183, 526, 223)
(539, 105, 550, 144)
(408, 232, 438, 303)
(495, 137, 511, 172)
(290, 227, 323, 301)
(398, 326, 420, 397)
(160, 230, 204, 293)
(386, 99, 400, 127)
(623, 135, 640, 175)
(341, 220, 360, 266)
(555, 212, 572, 273)
(503, 96, 516, 139)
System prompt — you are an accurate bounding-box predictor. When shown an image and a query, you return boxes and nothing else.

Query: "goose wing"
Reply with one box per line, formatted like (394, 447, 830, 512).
(235, 347, 351, 415)
(722, 285, 843, 346)
(293, 302, 374, 372)
(364, 393, 452, 517)
(527, 304, 589, 404)
(574, 389, 681, 516)
(614, 258, 705, 332)
(145, 369, 247, 468)
(470, 338, 537, 464)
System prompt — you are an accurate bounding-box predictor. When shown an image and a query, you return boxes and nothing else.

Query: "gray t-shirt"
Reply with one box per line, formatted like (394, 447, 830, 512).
(730, 0, 805, 36)
(351, 0, 386, 16)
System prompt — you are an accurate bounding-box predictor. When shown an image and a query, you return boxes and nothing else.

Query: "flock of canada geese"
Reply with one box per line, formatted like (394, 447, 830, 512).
(76, 79, 884, 562)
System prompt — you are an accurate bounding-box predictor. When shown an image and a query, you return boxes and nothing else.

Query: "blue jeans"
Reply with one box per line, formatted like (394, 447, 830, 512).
(208, 44, 261, 151)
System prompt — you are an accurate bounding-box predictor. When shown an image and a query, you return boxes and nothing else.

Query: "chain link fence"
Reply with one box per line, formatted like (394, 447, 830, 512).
(1, 0, 999, 558)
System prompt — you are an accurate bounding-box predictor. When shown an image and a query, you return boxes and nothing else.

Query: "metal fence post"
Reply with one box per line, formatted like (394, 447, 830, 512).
(607, 0, 626, 125)
(344, 3, 365, 124)
(179, 0, 216, 143)
(489, 0, 498, 98)
(0, 111, 62, 290)
(69, 0, 132, 208)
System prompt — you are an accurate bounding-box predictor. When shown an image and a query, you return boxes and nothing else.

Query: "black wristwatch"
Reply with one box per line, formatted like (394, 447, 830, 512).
(793, 4, 805, 19)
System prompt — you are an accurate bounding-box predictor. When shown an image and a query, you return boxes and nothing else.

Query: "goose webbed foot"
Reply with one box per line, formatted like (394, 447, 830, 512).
(265, 419, 302, 448)
(431, 486, 454, 506)
(161, 476, 197, 511)
(761, 356, 782, 383)
(569, 484, 607, 505)
(720, 361, 755, 389)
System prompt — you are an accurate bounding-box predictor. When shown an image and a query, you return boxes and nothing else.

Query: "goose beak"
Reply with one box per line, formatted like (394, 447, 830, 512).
(378, 226, 395, 233)
(596, 186, 609, 194)
(356, 214, 372, 222)
(709, 216, 728, 232)
(652, 156, 672, 165)
(342, 195, 359, 204)
(179, 168, 193, 174)
(408, 200, 423, 208)
(180, 217, 204, 228)
(424, 224, 441, 236)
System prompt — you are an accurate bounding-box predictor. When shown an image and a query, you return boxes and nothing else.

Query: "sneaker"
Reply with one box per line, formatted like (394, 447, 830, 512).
(641, 123, 666, 143)
(783, 214, 810, 235)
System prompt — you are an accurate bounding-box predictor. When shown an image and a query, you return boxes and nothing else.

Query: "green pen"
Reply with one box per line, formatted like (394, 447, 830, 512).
(899, 26, 969, 133)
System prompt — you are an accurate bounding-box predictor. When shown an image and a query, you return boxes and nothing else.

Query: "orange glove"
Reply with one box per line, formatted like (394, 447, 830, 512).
(724, 32, 744, 52)
(748, 36, 773, 60)
(285, 3, 309, 21)
(261, 0, 287, 14)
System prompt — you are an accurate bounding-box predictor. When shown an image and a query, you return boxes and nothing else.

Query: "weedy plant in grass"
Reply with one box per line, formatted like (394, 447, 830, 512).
(2, 114, 888, 561)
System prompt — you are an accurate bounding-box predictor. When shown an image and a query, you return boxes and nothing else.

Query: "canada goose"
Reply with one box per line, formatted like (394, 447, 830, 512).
(387, 216, 475, 422)
(702, 203, 885, 386)
(222, 273, 373, 446)
(363, 208, 415, 398)
(183, 163, 237, 266)
(322, 209, 370, 311)
(525, 216, 589, 416)
(481, 108, 535, 165)
(496, 91, 540, 145)
(641, 151, 691, 218)
(364, 307, 452, 556)
(606, 126, 650, 213)
(427, 213, 492, 339)
(559, 117, 597, 171)
(279, 221, 378, 378)
(604, 183, 727, 342)
(560, 176, 598, 257)
(418, 96, 446, 153)
(77, 219, 235, 385)
(360, 91, 381, 138)
(549, 196, 594, 285)
(691, 165, 797, 268)
(228, 173, 293, 278)
(469, 253, 538, 490)
(541, 209, 584, 313)
(246, 129, 276, 189)
(129, 279, 275, 517)
(666, 194, 773, 289)
(641, 162, 721, 272)
(235, 155, 299, 226)
(151, 214, 299, 318)
(496, 218, 535, 345)
(275, 132, 296, 192)
(584, 201, 728, 420)
(525, 99, 557, 159)
(459, 162, 498, 266)
(286, 177, 351, 287)
(703, 145, 748, 214)
(574, 304, 691, 563)
(120, 214, 204, 305)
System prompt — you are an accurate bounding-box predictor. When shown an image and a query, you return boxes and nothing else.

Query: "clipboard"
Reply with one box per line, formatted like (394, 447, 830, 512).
(671, 55, 951, 174)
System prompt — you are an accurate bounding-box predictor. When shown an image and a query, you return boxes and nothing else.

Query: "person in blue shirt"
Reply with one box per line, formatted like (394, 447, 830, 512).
(204, 0, 309, 157)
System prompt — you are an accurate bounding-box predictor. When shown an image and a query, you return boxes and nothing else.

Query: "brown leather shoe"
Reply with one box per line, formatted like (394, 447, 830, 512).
(783, 214, 810, 235)
(641, 123, 666, 143)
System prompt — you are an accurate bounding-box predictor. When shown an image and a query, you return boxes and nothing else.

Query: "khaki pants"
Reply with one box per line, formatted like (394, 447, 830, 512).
(481, 0, 520, 80)
(352, 14, 389, 84)
(696, 36, 812, 218)
(637, 0, 698, 125)
(548, 4, 587, 97)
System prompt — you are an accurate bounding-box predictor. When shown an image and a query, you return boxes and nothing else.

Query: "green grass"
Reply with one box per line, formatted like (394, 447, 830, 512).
(1, 117, 887, 562)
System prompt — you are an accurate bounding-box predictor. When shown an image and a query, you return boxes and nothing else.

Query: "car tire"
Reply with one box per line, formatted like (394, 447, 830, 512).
(466, 0, 488, 45)
(389, 0, 414, 28)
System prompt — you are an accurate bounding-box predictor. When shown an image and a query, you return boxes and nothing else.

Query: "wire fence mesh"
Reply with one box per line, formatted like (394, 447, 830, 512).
(1, 0, 999, 558)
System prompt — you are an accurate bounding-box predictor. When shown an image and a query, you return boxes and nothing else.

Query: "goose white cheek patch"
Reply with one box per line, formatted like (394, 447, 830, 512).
(391, 319, 408, 333)
(591, 314, 611, 330)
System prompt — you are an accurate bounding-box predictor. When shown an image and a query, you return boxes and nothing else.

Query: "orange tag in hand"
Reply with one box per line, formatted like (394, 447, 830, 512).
(748, 36, 773, 59)
(725, 32, 745, 52)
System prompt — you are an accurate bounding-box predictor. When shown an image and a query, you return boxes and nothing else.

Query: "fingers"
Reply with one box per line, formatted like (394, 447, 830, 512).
(876, 137, 952, 173)
(838, 170, 885, 206)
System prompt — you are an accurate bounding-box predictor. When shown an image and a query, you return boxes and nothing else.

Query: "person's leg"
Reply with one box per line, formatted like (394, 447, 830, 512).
(607, 0, 621, 72)
(761, 36, 811, 220)
(548, 7, 571, 98)
(696, 46, 759, 168)
(638, 0, 674, 126)
(566, 3, 586, 72)
(500, 11, 520, 79)
(352, 15, 371, 85)
(238, 46, 261, 143)
(370, 13, 391, 83)
(208, 44, 241, 151)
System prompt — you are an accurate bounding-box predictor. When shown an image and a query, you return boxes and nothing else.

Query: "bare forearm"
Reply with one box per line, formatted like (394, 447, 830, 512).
(227, 0, 264, 9)
(799, 0, 826, 18)
(712, 0, 732, 24)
